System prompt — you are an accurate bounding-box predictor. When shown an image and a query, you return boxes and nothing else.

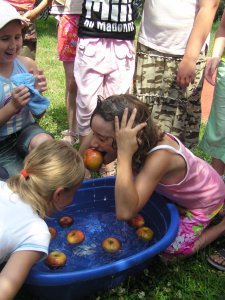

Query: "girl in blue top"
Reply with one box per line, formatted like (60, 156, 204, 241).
(0, 0, 52, 176)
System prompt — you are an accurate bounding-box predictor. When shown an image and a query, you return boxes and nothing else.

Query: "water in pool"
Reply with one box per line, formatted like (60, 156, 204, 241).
(34, 200, 161, 273)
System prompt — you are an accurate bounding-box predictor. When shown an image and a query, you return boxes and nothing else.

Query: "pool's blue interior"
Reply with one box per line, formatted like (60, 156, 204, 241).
(26, 177, 179, 287)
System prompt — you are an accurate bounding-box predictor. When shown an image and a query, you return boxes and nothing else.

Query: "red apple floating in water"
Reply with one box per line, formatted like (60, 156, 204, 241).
(136, 226, 154, 241)
(58, 215, 74, 228)
(102, 237, 121, 253)
(48, 226, 57, 239)
(45, 251, 67, 269)
(67, 229, 85, 245)
(83, 149, 103, 171)
(127, 214, 145, 228)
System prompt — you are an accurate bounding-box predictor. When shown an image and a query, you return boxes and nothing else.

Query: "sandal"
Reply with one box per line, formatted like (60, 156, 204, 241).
(207, 249, 225, 271)
(61, 129, 79, 146)
(99, 160, 117, 177)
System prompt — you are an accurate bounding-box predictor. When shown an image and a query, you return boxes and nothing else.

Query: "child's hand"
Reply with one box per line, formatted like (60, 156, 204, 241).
(115, 108, 147, 157)
(11, 85, 30, 110)
(176, 56, 196, 89)
(30, 69, 47, 93)
(204, 57, 220, 86)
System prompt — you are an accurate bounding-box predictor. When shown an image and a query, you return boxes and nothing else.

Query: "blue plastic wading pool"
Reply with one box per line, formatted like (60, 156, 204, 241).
(25, 177, 179, 300)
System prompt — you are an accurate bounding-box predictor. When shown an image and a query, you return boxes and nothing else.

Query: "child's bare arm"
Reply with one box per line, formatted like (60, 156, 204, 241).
(23, 0, 52, 23)
(177, 0, 220, 88)
(114, 108, 170, 220)
(0, 251, 41, 300)
(205, 10, 225, 85)
(0, 86, 30, 126)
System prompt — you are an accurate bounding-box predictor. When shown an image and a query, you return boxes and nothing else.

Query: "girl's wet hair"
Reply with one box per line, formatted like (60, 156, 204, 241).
(91, 94, 164, 171)
(7, 140, 85, 218)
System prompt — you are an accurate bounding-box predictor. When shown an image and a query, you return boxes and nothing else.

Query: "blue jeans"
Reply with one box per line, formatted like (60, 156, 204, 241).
(0, 123, 52, 176)
(0, 166, 9, 181)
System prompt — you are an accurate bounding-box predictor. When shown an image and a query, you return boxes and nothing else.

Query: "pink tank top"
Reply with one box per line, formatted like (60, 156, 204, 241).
(149, 134, 225, 214)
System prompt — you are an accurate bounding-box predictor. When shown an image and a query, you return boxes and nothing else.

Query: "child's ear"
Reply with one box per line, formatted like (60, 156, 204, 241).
(52, 187, 64, 204)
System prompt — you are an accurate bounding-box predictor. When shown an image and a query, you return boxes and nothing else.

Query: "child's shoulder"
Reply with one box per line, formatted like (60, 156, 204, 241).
(17, 55, 37, 72)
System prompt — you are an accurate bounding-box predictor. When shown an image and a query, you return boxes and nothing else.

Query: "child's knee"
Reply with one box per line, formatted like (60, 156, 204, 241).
(29, 133, 53, 151)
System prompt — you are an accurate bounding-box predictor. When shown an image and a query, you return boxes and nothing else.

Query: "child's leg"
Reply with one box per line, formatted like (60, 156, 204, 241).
(74, 38, 107, 144)
(163, 205, 224, 258)
(100, 40, 135, 176)
(58, 15, 80, 144)
(0, 134, 24, 176)
(211, 158, 225, 176)
(16, 123, 53, 155)
(62, 61, 78, 144)
(192, 217, 225, 253)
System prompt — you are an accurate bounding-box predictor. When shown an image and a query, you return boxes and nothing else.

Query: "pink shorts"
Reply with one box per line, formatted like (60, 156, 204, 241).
(74, 38, 135, 136)
(164, 204, 223, 256)
(57, 14, 80, 62)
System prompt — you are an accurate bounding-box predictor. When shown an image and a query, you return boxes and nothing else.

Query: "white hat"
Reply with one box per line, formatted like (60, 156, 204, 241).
(0, 0, 28, 30)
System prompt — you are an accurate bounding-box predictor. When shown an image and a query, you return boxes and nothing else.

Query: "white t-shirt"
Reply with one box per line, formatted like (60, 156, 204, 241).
(138, 0, 209, 55)
(50, 0, 83, 15)
(0, 181, 50, 264)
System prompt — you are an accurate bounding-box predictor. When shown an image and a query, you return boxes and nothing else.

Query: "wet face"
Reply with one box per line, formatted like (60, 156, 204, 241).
(90, 115, 117, 164)
(0, 21, 23, 65)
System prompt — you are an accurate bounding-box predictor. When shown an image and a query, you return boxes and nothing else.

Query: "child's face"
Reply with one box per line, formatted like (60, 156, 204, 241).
(0, 20, 23, 64)
(90, 115, 117, 163)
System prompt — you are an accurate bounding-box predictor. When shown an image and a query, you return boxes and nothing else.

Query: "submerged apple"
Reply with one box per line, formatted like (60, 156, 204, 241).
(58, 215, 74, 228)
(127, 214, 145, 228)
(45, 251, 67, 269)
(83, 149, 103, 171)
(136, 226, 154, 241)
(102, 237, 121, 253)
(67, 229, 85, 245)
(48, 226, 57, 239)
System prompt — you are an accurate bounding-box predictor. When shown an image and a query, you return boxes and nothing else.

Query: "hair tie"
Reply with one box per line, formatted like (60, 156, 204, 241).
(21, 169, 29, 178)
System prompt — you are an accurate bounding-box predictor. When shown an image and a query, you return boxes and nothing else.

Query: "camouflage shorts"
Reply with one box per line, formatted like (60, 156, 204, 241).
(19, 10, 37, 60)
(133, 43, 206, 148)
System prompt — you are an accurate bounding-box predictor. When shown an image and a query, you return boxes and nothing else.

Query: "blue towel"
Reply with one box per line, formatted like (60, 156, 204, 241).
(11, 73, 50, 115)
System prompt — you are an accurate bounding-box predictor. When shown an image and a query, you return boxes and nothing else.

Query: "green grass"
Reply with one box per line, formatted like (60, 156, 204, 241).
(17, 17, 225, 300)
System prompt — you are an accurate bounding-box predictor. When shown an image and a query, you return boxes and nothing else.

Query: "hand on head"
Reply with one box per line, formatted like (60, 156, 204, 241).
(115, 107, 147, 157)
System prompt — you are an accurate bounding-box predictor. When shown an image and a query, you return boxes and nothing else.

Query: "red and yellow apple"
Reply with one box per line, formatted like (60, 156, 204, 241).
(136, 226, 154, 241)
(48, 226, 57, 239)
(102, 237, 121, 253)
(83, 149, 103, 171)
(58, 215, 74, 228)
(127, 214, 145, 228)
(45, 251, 67, 269)
(67, 229, 85, 245)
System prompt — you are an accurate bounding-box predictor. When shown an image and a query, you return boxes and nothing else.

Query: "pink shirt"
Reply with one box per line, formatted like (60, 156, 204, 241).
(149, 134, 225, 214)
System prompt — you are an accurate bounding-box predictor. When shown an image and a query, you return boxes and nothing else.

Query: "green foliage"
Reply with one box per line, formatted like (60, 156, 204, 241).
(215, 0, 225, 21)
